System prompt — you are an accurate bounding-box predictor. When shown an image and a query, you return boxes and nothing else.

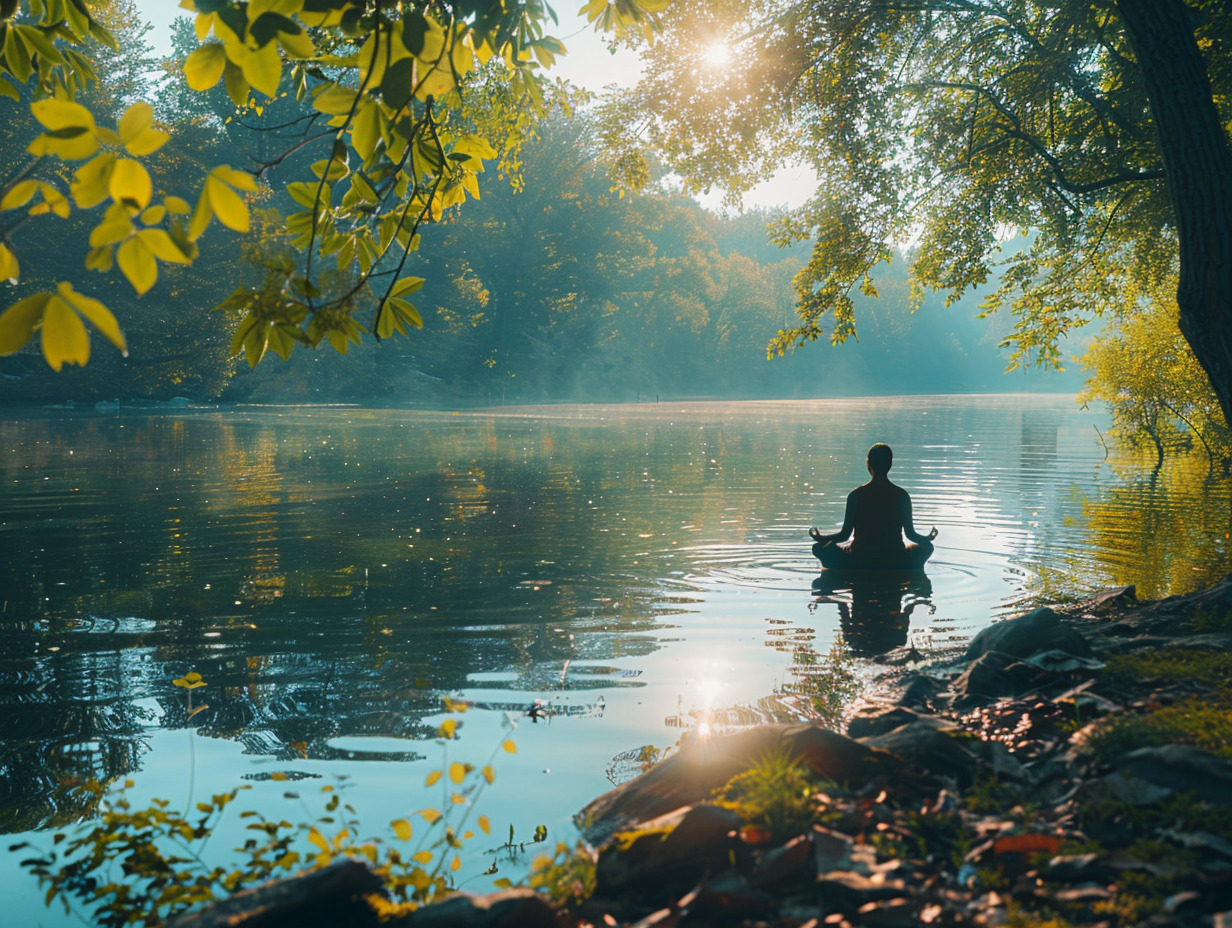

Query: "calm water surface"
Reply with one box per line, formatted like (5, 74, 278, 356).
(2, 395, 1230, 921)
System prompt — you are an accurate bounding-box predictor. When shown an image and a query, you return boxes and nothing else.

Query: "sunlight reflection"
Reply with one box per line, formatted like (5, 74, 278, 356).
(702, 41, 729, 68)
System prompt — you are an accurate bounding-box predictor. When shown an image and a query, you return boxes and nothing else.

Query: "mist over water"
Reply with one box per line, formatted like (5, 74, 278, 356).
(2, 394, 1230, 923)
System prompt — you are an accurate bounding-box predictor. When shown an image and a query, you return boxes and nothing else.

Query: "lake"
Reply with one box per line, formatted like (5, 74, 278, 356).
(2, 395, 1230, 921)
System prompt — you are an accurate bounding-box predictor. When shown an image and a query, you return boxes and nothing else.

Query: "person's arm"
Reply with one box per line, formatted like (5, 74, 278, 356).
(811, 491, 856, 544)
(900, 491, 938, 544)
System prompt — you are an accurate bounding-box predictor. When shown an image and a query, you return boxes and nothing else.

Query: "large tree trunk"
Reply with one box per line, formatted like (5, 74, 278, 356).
(1116, 0, 1232, 426)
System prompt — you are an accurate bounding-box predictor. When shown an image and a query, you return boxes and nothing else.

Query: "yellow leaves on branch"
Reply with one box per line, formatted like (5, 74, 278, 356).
(181, 1, 316, 103)
(190, 165, 257, 240)
(27, 99, 168, 163)
(0, 283, 127, 371)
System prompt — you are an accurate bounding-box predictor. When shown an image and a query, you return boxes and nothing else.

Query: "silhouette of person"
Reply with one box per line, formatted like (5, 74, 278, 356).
(809, 443, 938, 570)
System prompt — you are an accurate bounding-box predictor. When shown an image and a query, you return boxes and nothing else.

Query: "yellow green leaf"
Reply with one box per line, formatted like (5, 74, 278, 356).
(184, 43, 226, 91)
(72, 153, 117, 209)
(137, 229, 191, 264)
(391, 818, 413, 841)
(189, 186, 214, 241)
(213, 165, 258, 193)
(57, 283, 126, 354)
(165, 196, 191, 215)
(451, 792, 467, 805)
(439, 717, 458, 739)
(448, 762, 466, 784)
(239, 42, 282, 98)
(425, 770, 442, 787)
(0, 292, 51, 355)
(141, 205, 167, 224)
(206, 177, 248, 232)
(1, 180, 39, 212)
(40, 296, 91, 371)
(116, 237, 158, 294)
(109, 158, 153, 210)
(502, 739, 517, 754)
(313, 84, 359, 116)
(417, 808, 442, 825)
(307, 827, 330, 854)
(0, 244, 17, 282)
(412, 850, 433, 864)
(477, 815, 491, 835)
(450, 855, 461, 872)
(481, 765, 494, 784)
(30, 183, 70, 218)
(30, 98, 95, 134)
(223, 59, 251, 106)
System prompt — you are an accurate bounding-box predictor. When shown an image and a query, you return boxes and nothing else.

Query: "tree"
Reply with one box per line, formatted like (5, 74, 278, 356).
(0, 0, 667, 373)
(628, 0, 1232, 422)
(1080, 274, 1231, 474)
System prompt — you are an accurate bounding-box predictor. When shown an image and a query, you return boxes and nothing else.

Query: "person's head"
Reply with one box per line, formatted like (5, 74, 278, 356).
(866, 443, 893, 476)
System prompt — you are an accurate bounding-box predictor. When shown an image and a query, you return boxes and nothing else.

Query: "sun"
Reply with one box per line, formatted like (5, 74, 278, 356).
(702, 41, 730, 68)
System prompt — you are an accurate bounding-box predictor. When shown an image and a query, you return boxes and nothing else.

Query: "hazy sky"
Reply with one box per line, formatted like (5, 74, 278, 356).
(134, 2, 813, 209)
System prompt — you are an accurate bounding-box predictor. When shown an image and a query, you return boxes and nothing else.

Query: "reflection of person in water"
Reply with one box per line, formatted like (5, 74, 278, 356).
(809, 443, 938, 570)
(812, 571, 934, 656)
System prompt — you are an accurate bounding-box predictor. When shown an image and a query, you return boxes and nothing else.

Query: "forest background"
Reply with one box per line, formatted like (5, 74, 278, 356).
(0, 0, 1086, 408)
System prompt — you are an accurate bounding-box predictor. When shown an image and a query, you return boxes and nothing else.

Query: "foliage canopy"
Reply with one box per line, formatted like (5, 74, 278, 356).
(628, 0, 1232, 380)
(0, 0, 666, 371)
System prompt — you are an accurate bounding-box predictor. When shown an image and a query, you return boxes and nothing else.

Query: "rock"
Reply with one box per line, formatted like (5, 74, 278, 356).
(1020, 649, 1105, 673)
(754, 832, 815, 886)
(1081, 585, 1137, 614)
(964, 607, 1093, 661)
(816, 871, 907, 916)
(856, 898, 916, 927)
(894, 672, 949, 709)
(397, 889, 563, 928)
(579, 724, 900, 842)
(949, 651, 1049, 708)
(679, 870, 770, 919)
(1117, 744, 1232, 804)
(165, 858, 384, 928)
(813, 825, 855, 873)
(861, 720, 983, 787)
(1051, 886, 1113, 904)
(847, 702, 929, 739)
(592, 804, 742, 903)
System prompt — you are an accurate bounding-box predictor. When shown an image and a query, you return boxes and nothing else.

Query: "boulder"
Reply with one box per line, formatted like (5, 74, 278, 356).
(397, 889, 563, 928)
(579, 724, 900, 842)
(1116, 745, 1232, 805)
(165, 858, 384, 928)
(950, 651, 1051, 708)
(592, 804, 742, 903)
(860, 720, 983, 788)
(964, 607, 1093, 661)
(847, 702, 929, 739)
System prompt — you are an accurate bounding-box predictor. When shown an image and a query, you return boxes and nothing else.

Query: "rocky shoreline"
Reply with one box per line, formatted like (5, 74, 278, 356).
(172, 579, 1232, 928)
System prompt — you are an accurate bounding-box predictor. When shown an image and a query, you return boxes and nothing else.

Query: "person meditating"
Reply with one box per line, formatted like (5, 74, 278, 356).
(810, 443, 938, 570)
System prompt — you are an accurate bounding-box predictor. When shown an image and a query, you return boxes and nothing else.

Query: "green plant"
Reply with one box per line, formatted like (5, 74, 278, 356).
(528, 841, 596, 907)
(1076, 696, 1232, 762)
(15, 698, 525, 927)
(1101, 648, 1232, 691)
(1185, 608, 1232, 633)
(712, 748, 832, 841)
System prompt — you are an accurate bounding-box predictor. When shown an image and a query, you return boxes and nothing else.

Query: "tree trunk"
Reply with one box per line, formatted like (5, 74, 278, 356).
(1116, 0, 1232, 427)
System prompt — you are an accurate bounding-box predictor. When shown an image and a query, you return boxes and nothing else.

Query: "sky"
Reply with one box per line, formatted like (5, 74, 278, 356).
(133, 2, 814, 210)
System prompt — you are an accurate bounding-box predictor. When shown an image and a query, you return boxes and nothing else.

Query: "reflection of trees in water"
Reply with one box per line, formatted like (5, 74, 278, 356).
(0, 644, 154, 832)
(1078, 451, 1232, 600)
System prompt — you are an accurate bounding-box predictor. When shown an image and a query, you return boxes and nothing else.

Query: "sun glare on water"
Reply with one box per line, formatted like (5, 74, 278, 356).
(702, 41, 730, 68)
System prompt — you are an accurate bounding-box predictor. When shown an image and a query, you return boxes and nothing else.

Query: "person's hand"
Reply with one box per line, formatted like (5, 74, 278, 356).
(809, 527, 821, 540)
(927, 527, 939, 541)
